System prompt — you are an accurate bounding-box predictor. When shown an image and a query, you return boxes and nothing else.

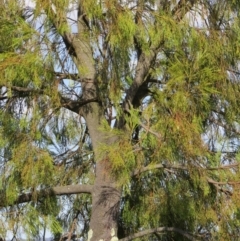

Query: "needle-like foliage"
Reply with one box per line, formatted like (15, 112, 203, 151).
(1, 0, 240, 240)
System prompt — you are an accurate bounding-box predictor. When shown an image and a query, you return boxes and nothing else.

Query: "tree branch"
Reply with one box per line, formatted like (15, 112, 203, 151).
(0, 84, 98, 112)
(54, 71, 80, 81)
(139, 122, 162, 139)
(207, 177, 240, 187)
(207, 163, 239, 170)
(132, 163, 239, 196)
(0, 184, 93, 209)
(122, 51, 156, 112)
(0, 85, 44, 94)
(132, 162, 240, 177)
(121, 0, 198, 114)
(60, 96, 98, 114)
(172, 0, 197, 21)
(0, 86, 44, 101)
(119, 227, 202, 241)
(71, 2, 95, 80)
(132, 163, 187, 176)
(207, 177, 233, 196)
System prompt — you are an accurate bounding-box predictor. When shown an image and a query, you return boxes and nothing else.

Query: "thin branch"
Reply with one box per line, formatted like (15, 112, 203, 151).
(119, 227, 202, 241)
(48, 4, 75, 57)
(121, 0, 197, 120)
(139, 122, 162, 139)
(132, 163, 239, 196)
(207, 177, 240, 186)
(0, 85, 43, 94)
(0, 86, 43, 101)
(61, 218, 77, 241)
(0, 184, 93, 209)
(207, 177, 233, 196)
(0, 84, 98, 112)
(0, 96, 10, 100)
(60, 96, 98, 113)
(207, 163, 239, 170)
(172, 0, 197, 21)
(11, 86, 43, 93)
(54, 71, 80, 81)
(132, 163, 187, 176)
(132, 162, 240, 177)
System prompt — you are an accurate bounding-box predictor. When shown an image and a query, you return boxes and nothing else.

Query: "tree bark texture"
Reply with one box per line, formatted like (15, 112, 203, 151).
(82, 102, 121, 241)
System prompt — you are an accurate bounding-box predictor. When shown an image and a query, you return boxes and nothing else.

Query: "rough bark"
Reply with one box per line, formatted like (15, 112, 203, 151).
(81, 101, 121, 241)
(88, 176, 121, 241)
(70, 3, 122, 239)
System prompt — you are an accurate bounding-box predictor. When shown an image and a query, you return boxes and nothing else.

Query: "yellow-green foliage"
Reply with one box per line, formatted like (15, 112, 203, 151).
(100, 136, 136, 186)
(19, 203, 62, 238)
(35, 0, 70, 35)
(5, 141, 54, 203)
(81, 0, 103, 19)
(0, 15, 48, 88)
(2, 0, 240, 240)
(109, 10, 136, 47)
(116, 4, 240, 240)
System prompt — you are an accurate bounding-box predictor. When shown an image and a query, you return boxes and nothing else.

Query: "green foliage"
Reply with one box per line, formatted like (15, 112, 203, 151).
(20, 203, 62, 239)
(99, 129, 136, 186)
(35, 0, 70, 35)
(2, 0, 240, 240)
(82, 0, 105, 19)
(109, 10, 136, 47)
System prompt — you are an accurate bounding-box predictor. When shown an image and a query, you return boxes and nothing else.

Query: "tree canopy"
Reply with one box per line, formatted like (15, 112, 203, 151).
(1, 0, 240, 240)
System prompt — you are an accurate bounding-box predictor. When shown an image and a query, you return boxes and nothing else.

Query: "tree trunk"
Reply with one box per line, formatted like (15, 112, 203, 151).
(82, 102, 121, 241)
(88, 175, 120, 241)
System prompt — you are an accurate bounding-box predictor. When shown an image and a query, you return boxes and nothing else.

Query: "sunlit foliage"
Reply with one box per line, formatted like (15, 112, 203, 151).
(1, 0, 240, 240)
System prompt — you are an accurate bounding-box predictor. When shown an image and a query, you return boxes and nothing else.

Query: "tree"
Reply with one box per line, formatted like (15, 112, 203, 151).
(1, 0, 240, 240)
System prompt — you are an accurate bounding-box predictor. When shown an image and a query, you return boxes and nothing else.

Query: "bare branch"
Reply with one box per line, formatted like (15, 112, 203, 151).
(132, 163, 187, 176)
(119, 227, 202, 241)
(0, 84, 98, 111)
(0, 184, 93, 209)
(207, 177, 233, 196)
(207, 177, 240, 186)
(132, 162, 240, 177)
(207, 163, 239, 170)
(0, 85, 43, 94)
(139, 122, 162, 139)
(0, 86, 44, 101)
(54, 71, 80, 81)
(60, 96, 98, 114)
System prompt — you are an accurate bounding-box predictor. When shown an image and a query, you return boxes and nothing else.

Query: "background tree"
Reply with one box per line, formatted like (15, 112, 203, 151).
(1, 0, 240, 240)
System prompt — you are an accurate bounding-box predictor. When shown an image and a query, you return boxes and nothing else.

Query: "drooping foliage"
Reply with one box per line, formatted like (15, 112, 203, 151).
(1, 0, 240, 240)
